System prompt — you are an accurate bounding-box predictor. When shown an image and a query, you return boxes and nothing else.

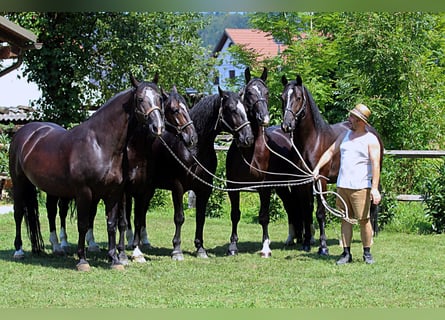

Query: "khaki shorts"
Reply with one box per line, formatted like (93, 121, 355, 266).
(336, 187, 371, 221)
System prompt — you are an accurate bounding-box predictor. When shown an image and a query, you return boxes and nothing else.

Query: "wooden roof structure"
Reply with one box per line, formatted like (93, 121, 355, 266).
(0, 15, 42, 77)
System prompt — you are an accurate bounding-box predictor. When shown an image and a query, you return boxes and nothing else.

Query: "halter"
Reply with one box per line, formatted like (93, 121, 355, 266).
(133, 85, 164, 124)
(241, 79, 268, 124)
(283, 85, 307, 124)
(134, 105, 163, 122)
(165, 119, 194, 136)
(214, 98, 251, 133)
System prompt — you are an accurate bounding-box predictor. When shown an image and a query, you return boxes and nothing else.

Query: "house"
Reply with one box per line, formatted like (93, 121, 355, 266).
(212, 28, 284, 92)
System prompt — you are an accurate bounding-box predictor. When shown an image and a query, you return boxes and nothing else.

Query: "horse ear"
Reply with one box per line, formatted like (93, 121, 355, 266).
(171, 85, 178, 93)
(153, 72, 159, 84)
(161, 88, 169, 101)
(296, 75, 303, 86)
(281, 75, 288, 86)
(130, 74, 140, 88)
(218, 86, 229, 100)
(244, 67, 251, 83)
(261, 67, 268, 81)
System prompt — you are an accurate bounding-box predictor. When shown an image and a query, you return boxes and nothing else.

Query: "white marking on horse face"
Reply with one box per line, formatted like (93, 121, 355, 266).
(286, 88, 294, 110)
(252, 84, 262, 98)
(175, 102, 188, 125)
(236, 100, 248, 120)
(144, 88, 163, 127)
(144, 88, 158, 107)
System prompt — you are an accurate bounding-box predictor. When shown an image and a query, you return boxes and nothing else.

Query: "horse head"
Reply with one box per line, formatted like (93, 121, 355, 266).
(241, 67, 270, 128)
(130, 74, 165, 137)
(217, 86, 254, 148)
(163, 85, 198, 148)
(280, 74, 307, 133)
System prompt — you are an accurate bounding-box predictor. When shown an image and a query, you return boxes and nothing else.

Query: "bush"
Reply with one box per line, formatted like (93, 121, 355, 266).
(423, 162, 445, 233)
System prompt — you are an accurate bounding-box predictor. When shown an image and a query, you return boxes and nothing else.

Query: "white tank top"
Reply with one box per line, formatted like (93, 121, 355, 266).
(337, 130, 373, 189)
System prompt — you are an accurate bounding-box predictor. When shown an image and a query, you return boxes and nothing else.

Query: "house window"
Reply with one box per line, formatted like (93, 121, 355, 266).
(229, 70, 235, 79)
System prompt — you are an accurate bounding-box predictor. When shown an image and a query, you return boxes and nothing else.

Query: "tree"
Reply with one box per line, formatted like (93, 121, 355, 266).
(4, 12, 217, 127)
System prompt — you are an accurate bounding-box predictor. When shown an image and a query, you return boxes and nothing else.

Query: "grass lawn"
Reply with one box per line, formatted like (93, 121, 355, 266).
(0, 199, 444, 309)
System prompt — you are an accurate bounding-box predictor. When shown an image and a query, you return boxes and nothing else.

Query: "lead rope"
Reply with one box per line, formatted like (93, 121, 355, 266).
(158, 136, 315, 192)
(258, 129, 357, 225)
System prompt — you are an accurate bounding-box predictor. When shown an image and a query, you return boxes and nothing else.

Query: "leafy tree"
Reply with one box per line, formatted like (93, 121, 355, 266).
(5, 12, 98, 127)
(4, 12, 217, 127)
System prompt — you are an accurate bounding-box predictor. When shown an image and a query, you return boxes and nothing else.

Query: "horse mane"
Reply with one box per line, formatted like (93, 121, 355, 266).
(303, 84, 331, 132)
(190, 94, 220, 137)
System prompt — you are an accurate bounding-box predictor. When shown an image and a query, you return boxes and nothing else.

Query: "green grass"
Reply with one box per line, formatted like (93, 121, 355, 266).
(0, 200, 444, 308)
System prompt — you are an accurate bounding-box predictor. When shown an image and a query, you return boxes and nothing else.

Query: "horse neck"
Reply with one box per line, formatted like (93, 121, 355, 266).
(292, 98, 330, 151)
(87, 89, 132, 152)
(190, 95, 220, 148)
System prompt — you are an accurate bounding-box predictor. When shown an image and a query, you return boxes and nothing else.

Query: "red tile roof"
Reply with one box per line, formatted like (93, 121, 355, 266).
(214, 28, 286, 61)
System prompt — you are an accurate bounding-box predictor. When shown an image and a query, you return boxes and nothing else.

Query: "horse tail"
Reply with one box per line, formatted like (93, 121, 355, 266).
(23, 185, 45, 253)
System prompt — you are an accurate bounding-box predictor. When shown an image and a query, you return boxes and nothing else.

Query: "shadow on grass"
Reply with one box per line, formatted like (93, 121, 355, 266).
(0, 237, 363, 269)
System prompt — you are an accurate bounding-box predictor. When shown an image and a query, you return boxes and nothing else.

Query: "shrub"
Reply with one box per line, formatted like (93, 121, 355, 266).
(423, 162, 445, 233)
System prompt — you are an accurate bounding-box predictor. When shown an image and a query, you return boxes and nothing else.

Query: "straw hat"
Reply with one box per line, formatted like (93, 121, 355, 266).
(349, 103, 371, 125)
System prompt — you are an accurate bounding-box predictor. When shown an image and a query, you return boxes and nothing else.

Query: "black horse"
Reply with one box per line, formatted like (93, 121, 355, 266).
(127, 86, 254, 261)
(225, 67, 273, 256)
(9, 75, 164, 271)
(280, 74, 384, 254)
(123, 86, 198, 262)
(224, 73, 383, 257)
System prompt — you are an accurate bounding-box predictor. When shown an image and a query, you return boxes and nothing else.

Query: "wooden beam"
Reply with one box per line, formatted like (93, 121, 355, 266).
(384, 150, 445, 158)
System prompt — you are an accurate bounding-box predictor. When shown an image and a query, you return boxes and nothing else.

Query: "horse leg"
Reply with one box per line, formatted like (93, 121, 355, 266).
(116, 195, 129, 265)
(58, 197, 70, 251)
(316, 186, 329, 255)
(258, 188, 272, 258)
(47, 195, 64, 255)
(13, 189, 26, 259)
(194, 190, 209, 258)
(125, 193, 134, 249)
(76, 197, 91, 272)
(227, 190, 241, 255)
(130, 192, 151, 263)
(171, 185, 185, 261)
(86, 201, 100, 252)
(105, 201, 124, 270)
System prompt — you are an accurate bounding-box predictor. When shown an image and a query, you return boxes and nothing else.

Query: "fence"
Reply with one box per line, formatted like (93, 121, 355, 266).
(214, 136, 445, 201)
(384, 150, 445, 201)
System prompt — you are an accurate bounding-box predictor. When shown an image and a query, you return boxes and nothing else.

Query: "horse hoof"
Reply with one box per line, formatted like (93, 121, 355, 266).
(302, 245, 311, 252)
(111, 263, 125, 271)
(132, 255, 146, 263)
(196, 249, 208, 259)
(76, 262, 91, 272)
(172, 253, 184, 261)
(13, 250, 25, 259)
(227, 250, 238, 256)
(318, 247, 329, 256)
(119, 254, 129, 266)
(260, 252, 271, 258)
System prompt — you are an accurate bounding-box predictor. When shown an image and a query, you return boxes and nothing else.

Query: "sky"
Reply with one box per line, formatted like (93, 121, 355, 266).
(0, 64, 41, 107)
